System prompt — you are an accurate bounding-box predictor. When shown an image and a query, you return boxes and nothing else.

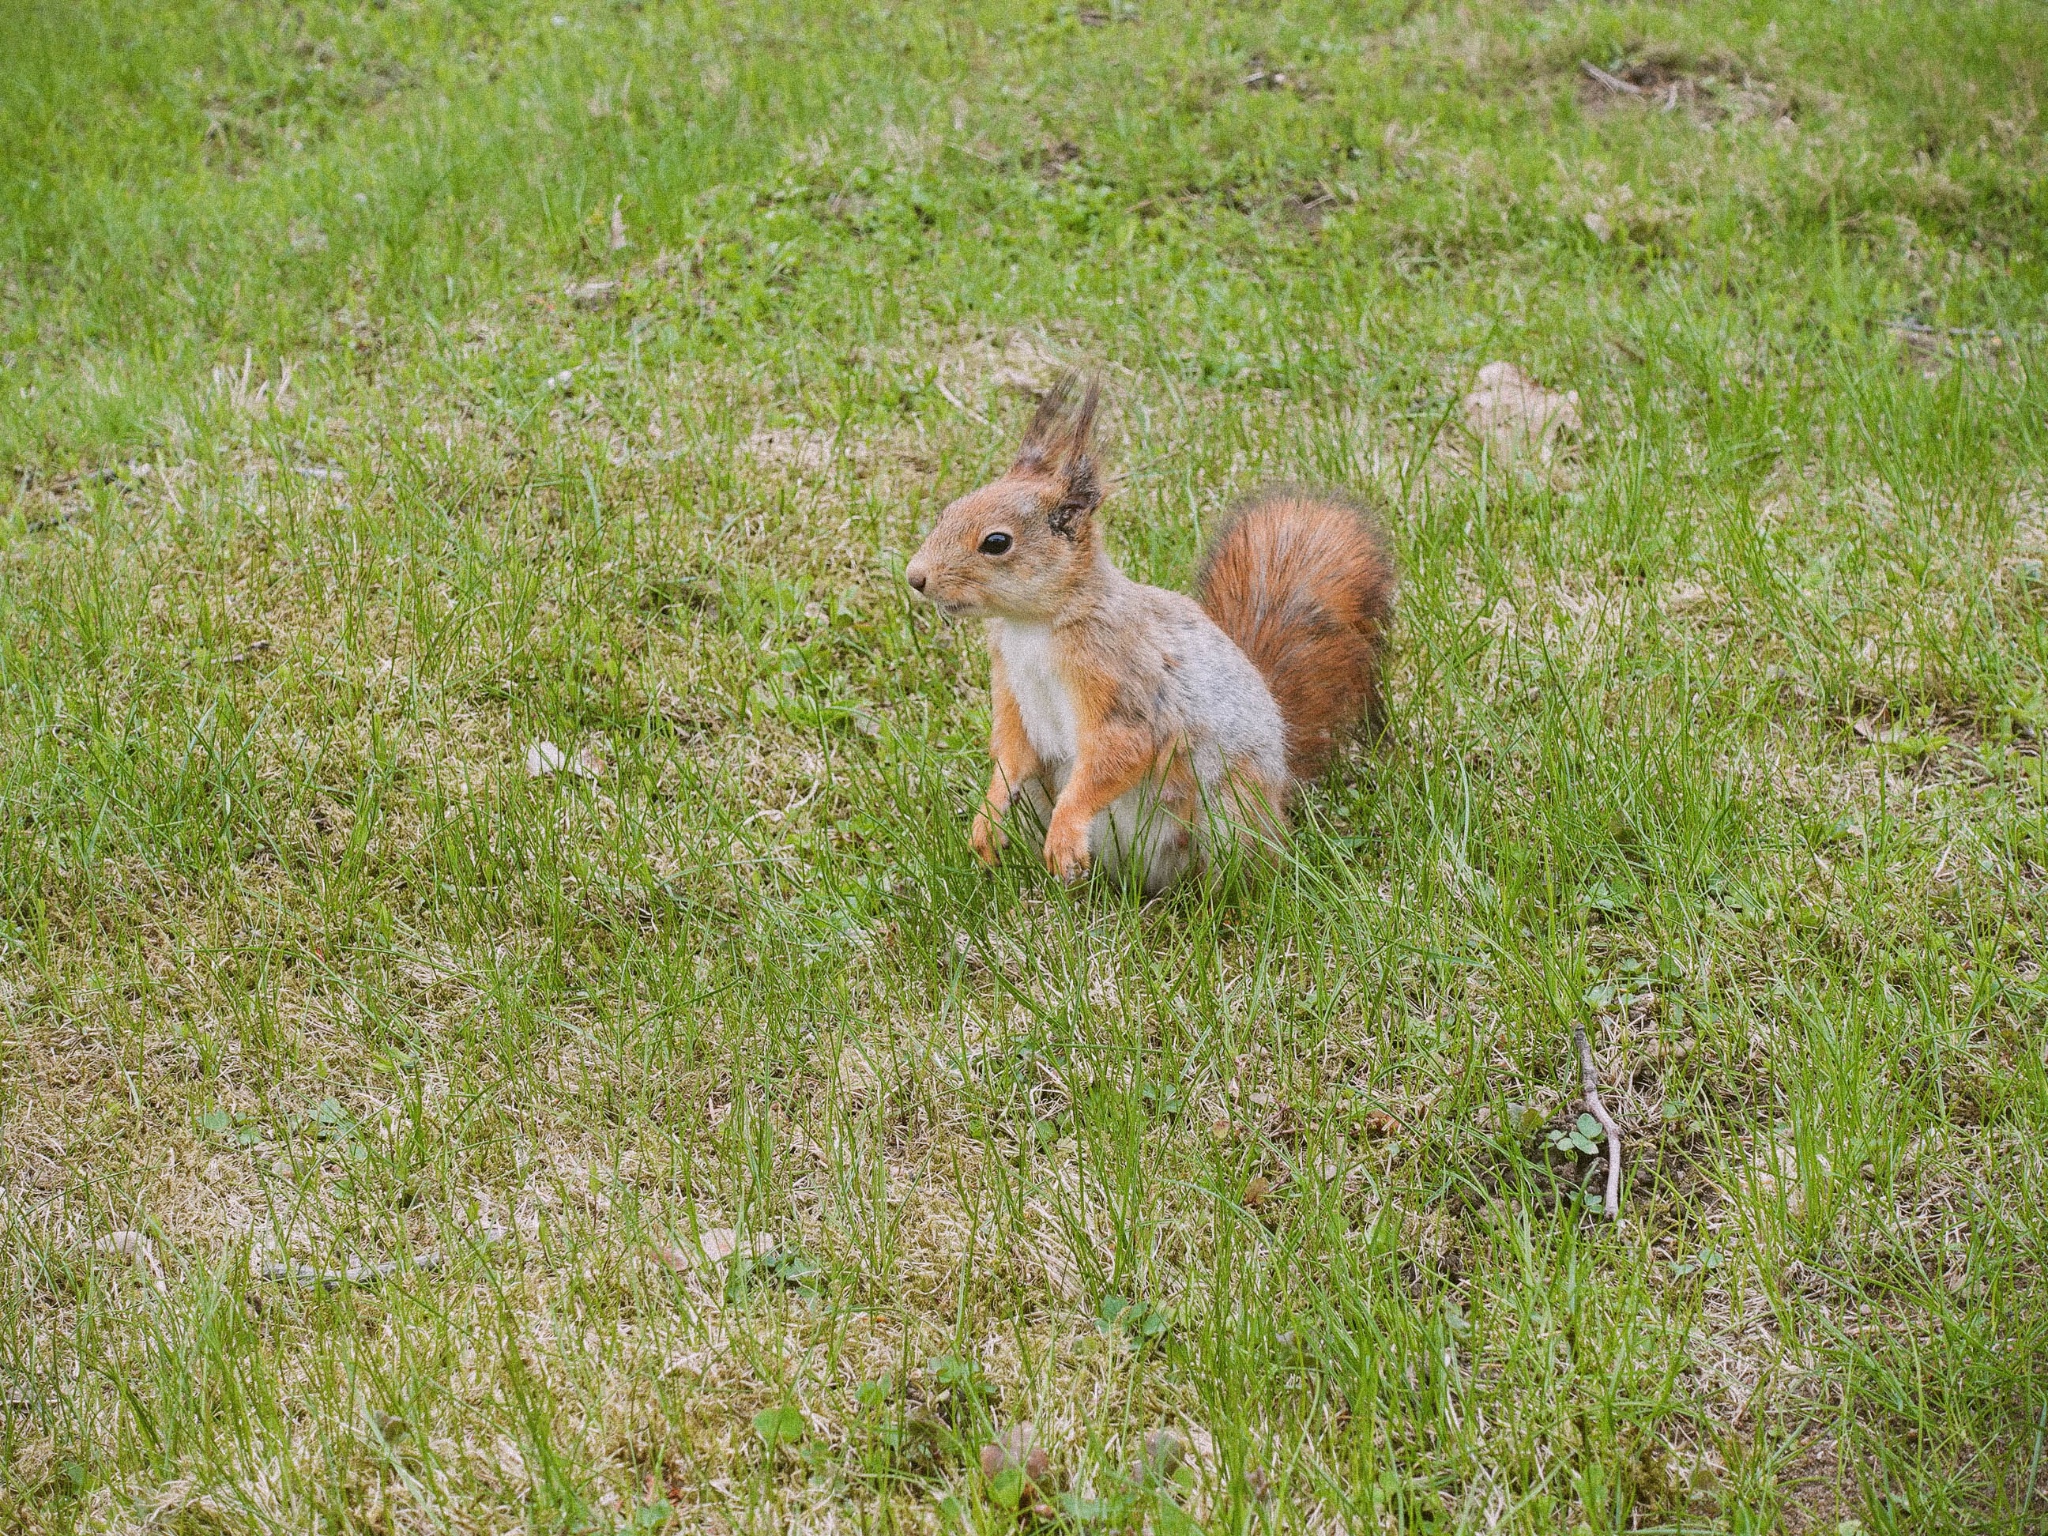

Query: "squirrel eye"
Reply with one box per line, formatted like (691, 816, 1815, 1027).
(978, 531, 1014, 556)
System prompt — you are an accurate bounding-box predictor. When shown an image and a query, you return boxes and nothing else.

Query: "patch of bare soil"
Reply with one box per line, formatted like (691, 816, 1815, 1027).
(1460, 360, 1582, 467)
(1576, 53, 1810, 126)
(933, 329, 1077, 409)
(1275, 184, 1349, 232)
(1021, 138, 1083, 184)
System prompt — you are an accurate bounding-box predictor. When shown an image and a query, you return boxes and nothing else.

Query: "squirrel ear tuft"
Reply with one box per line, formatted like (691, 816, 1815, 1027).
(1014, 372, 1103, 539)
(1013, 372, 1101, 474)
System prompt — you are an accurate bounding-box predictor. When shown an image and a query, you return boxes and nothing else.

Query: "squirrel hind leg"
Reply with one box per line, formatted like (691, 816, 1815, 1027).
(1095, 780, 1197, 896)
(1193, 762, 1289, 881)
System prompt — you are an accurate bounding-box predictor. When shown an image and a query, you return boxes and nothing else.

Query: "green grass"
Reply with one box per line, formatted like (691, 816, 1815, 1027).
(4, 0, 2048, 1531)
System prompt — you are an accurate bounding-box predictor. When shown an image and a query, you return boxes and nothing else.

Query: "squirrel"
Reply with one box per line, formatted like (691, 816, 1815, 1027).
(904, 375, 1396, 893)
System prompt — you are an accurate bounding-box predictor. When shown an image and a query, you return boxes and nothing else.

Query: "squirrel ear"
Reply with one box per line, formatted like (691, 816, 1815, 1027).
(1014, 372, 1103, 540)
(1046, 454, 1100, 539)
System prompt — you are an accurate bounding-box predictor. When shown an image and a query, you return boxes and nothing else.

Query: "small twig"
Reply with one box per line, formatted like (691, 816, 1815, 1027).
(258, 1226, 507, 1290)
(1580, 60, 1644, 96)
(934, 380, 991, 427)
(262, 1253, 441, 1290)
(1574, 1022, 1622, 1220)
(1883, 319, 1994, 339)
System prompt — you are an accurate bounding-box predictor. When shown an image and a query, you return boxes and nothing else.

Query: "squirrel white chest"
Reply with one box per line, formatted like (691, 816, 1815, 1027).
(993, 622, 1078, 765)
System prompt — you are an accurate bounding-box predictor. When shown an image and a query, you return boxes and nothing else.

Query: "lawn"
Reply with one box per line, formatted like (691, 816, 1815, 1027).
(3, 0, 2047, 1531)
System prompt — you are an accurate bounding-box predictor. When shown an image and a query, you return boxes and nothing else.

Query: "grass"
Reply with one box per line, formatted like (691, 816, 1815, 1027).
(3, 0, 2047, 1530)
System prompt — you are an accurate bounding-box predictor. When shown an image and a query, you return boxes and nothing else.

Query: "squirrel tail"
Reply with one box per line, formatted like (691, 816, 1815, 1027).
(1195, 487, 1397, 783)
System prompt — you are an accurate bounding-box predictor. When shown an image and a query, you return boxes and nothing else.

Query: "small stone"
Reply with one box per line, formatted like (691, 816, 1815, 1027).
(95, 1230, 154, 1260)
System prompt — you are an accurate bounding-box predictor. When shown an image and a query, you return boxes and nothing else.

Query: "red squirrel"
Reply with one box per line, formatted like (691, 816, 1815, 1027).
(905, 376, 1395, 892)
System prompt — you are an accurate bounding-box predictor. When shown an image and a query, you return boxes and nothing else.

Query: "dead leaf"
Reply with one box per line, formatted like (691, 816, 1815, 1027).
(1362, 1110, 1399, 1137)
(1462, 361, 1582, 465)
(526, 740, 567, 777)
(1244, 1175, 1275, 1208)
(1663, 579, 1717, 614)
(655, 1227, 772, 1273)
(981, 1423, 1053, 1489)
(608, 196, 629, 251)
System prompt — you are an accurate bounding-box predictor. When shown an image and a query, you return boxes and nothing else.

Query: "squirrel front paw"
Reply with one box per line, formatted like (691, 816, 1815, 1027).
(1041, 816, 1092, 882)
(969, 807, 1007, 867)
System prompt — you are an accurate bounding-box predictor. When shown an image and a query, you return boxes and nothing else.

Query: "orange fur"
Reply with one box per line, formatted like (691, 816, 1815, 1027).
(1195, 488, 1397, 782)
(1041, 655, 1157, 879)
(973, 657, 1041, 865)
(905, 376, 1394, 887)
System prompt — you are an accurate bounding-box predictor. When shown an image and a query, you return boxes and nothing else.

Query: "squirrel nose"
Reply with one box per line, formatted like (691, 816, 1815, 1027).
(907, 570, 927, 593)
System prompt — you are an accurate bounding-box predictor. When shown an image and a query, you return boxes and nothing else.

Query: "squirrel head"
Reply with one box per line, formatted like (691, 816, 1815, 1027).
(905, 374, 1104, 621)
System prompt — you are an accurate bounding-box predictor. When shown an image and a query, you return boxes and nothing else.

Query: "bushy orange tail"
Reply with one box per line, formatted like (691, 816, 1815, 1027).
(1195, 488, 1397, 783)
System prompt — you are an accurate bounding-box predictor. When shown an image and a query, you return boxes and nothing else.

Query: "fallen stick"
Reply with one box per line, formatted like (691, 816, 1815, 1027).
(934, 380, 991, 427)
(258, 1225, 508, 1289)
(1580, 60, 1645, 96)
(1574, 1022, 1622, 1219)
(261, 1254, 440, 1289)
